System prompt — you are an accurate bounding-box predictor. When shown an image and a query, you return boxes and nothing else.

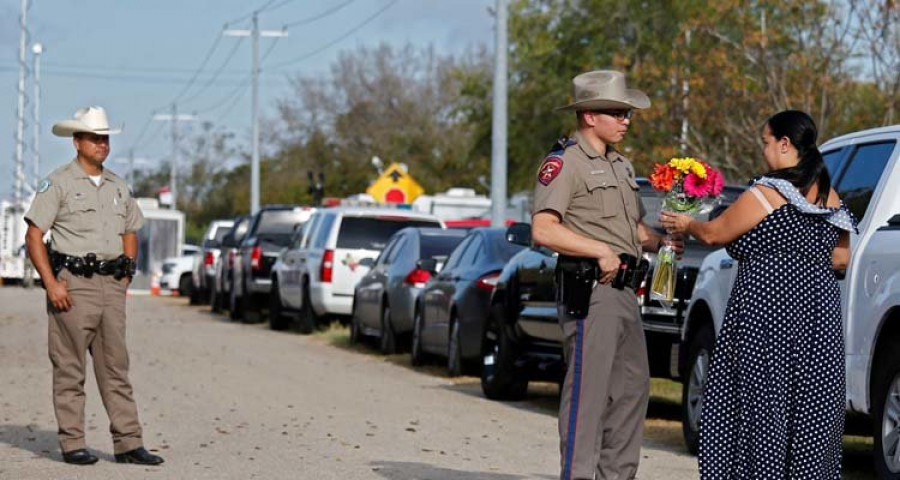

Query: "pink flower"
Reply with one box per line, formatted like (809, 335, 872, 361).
(683, 172, 712, 197)
(706, 167, 724, 196)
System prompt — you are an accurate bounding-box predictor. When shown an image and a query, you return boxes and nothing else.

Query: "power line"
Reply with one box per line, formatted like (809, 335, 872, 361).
(170, 32, 225, 103)
(194, 39, 282, 116)
(178, 37, 247, 106)
(270, 0, 398, 70)
(223, 0, 280, 26)
(282, 0, 356, 28)
(261, 0, 300, 16)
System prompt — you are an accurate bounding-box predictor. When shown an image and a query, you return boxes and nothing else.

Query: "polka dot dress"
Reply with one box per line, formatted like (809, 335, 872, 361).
(698, 177, 857, 479)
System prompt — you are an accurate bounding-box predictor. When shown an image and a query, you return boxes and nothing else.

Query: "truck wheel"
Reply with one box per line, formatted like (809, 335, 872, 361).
(242, 294, 262, 324)
(873, 346, 900, 478)
(268, 279, 289, 331)
(681, 323, 714, 456)
(379, 304, 397, 355)
(480, 307, 527, 400)
(297, 284, 317, 334)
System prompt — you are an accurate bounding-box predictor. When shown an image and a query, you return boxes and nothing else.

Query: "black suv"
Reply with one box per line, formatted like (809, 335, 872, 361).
(480, 179, 744, 400)
(230, 205, 315, 322)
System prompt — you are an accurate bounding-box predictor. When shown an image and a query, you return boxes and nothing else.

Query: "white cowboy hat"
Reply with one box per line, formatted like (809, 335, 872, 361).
(52, 106, 122, 137)
(556, 70, 651, 111)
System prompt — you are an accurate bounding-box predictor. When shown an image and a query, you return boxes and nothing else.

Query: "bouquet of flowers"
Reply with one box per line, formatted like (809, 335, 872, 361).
(648, 157, 724, 304)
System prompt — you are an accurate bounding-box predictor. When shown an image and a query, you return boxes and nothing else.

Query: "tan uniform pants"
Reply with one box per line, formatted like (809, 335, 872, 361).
(48, 269, 143, 454)
(558, 283, 649, 480)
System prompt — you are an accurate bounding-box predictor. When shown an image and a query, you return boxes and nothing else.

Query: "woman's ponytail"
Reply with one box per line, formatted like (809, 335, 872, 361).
(765, 110, 831, 206)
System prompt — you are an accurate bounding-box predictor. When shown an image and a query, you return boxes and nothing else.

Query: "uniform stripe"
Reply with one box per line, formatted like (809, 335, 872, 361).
(563, 318, 585, 480)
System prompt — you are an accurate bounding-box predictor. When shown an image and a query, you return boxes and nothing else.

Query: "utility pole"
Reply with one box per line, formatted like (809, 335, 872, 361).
(490, 0, 508, 228)
(153, 105, 196, 209)
(14, 0, 29, 205)
(224, 13, 287, 215)
(31, 42, 43, 191)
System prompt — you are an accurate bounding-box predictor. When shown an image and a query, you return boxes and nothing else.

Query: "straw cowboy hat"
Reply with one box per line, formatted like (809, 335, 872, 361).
(52, 106, 122, 137)
(557, 70, 651, 111)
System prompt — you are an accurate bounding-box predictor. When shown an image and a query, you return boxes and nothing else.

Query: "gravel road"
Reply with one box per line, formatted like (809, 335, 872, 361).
(0, 286, 707, 480)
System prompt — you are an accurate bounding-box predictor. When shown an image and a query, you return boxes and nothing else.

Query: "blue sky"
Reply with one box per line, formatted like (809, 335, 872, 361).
(0, 0, 495, 199)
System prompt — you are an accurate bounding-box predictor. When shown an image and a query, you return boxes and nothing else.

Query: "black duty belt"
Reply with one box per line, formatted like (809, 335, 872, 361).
(49, 250, 136, 279)
(556, 253, 650, 318)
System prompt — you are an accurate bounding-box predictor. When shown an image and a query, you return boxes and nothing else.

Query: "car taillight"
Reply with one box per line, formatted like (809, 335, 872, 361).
(475, 272, 500, 291)
(250, 246, 263, 270)
(204, 252, 215, 267)
(404, 268, 432, 287)
(320, 249, 334, 283)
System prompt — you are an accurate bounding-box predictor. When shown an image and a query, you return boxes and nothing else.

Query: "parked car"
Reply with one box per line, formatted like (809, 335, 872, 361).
(269, 207, 443, 333)
(411, 227, 526, 376)
(350, 227, 468, 353)
(479, 178, 743, 400)
(678, 125, 900, 470)
(190, 219, 234, 305)
(230, 206, 315, 322)
(158, 244, 200, 296)
(211, 215, 251, 314)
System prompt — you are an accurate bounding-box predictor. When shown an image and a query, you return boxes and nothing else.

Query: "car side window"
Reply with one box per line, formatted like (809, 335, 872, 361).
(822, 148, 845, 179)
(299, 215, 321, 249)
(386, 237, 408, 265)
(312, 214, 335, 248)
(834, 141, 896, 222)
(442, 236, 473, 272)
(376, 236, 400, 267)
(459, 234, 483, 266)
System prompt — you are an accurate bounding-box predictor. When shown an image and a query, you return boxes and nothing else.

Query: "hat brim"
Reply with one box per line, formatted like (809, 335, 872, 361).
(556, 89, 651, 112)
(52, 120, 122, 137)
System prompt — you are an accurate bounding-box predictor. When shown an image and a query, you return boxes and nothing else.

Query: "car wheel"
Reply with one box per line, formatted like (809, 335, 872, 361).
(297, 283, 317, 334)
(379, 304, 397, 355)
(410, 306, 428, 366)
(188, 279, 201, 305)
(179, 273, 193, 299)
(210, 283, 222, 313)
(268, 279, 289, 331)
(681, 323, 714, 456)
(873, 345, 900, 478)
(447, 317, 463, 377)
(480, 306, 527, 400)
(228, 278, 243, 321)
(242, 293, 262, 324)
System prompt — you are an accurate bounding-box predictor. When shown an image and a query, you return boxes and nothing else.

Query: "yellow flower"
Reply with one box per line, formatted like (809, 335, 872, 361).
(667, 157, 707, 179)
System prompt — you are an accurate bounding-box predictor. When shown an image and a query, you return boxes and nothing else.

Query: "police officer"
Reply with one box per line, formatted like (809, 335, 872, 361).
(532, 71, 682, 480)
(24, 106, 164, 466)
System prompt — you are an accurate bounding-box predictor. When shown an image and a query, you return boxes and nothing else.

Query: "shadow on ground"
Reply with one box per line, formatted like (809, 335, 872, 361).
(0, 424, 60, 461)
(370, 460, 555, 480)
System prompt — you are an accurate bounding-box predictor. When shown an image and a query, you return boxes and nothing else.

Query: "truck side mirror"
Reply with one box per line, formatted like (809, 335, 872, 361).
(359, 257, 375, 268)
(506, 222, 532, 246)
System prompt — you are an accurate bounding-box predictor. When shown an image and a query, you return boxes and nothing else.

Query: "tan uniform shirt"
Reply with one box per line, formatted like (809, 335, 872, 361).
(25, 159, 144, 260)
(533, 131, 645, 258)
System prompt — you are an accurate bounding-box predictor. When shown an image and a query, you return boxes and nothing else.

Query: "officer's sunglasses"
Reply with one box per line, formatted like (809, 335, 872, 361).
(592, 109, 634, 121)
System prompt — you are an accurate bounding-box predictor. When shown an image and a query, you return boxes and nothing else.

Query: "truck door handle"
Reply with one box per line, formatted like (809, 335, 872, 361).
(720, 258, 734, 269)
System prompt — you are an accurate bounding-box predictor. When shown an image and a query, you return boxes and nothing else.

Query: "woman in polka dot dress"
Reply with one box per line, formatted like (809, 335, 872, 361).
(660, 110, 856, 479)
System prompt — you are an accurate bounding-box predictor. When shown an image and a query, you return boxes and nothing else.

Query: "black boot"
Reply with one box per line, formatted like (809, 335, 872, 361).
(114, 447, 164, 465)
(62, 448, 99, 465)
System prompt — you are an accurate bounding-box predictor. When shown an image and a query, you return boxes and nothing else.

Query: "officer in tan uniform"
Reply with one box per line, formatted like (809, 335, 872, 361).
(24, 106, 164, 466)
(532, 71, 682, 480)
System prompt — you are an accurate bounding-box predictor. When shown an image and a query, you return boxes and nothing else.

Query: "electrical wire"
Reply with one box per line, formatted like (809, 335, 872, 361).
(269, 0, 398, 70)
(282, 0, 356, 28)
(179, 37, 247, 106)
(222, 0, 280, 26)
(193, 38, 282, 116)
(169, 32, 225, 103)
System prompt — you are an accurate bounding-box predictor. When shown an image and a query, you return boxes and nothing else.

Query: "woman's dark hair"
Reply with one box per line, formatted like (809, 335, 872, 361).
(764, 110, 831, 206)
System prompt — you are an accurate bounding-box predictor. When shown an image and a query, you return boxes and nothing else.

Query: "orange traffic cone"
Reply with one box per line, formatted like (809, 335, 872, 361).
(150, 272, 161, 296)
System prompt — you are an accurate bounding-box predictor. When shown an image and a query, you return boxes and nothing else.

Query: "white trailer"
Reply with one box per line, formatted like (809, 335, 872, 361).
(131, 198, 185, 292)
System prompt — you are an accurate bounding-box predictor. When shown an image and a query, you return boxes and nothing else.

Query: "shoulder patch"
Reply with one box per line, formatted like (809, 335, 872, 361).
(37, 179, 51, 193)
(538, 156, 564, 186)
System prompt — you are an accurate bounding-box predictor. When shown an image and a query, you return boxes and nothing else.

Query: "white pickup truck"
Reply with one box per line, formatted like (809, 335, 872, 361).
(678, 124, 900, 475)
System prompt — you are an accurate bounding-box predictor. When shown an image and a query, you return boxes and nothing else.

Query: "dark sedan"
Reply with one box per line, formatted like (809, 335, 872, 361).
(351, 227, 468, 354)
(411, 227, 525, 377)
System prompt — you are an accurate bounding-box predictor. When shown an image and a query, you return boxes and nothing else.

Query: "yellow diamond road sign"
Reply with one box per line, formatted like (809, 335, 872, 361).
(366, 163, 424, 204)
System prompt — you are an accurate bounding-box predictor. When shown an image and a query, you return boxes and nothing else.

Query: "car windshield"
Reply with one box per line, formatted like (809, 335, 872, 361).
(203, 225, 233, 248)
(420, 234, 466, 259)
(337, 217, 441, 250)
(256, 210, 308, 247)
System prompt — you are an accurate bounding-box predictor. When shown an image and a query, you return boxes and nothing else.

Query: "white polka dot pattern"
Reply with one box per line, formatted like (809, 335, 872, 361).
(698, 178, 856, 479)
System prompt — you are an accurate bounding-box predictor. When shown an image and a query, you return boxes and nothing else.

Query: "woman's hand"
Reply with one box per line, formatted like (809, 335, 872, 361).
(659, 211, 693, 236)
